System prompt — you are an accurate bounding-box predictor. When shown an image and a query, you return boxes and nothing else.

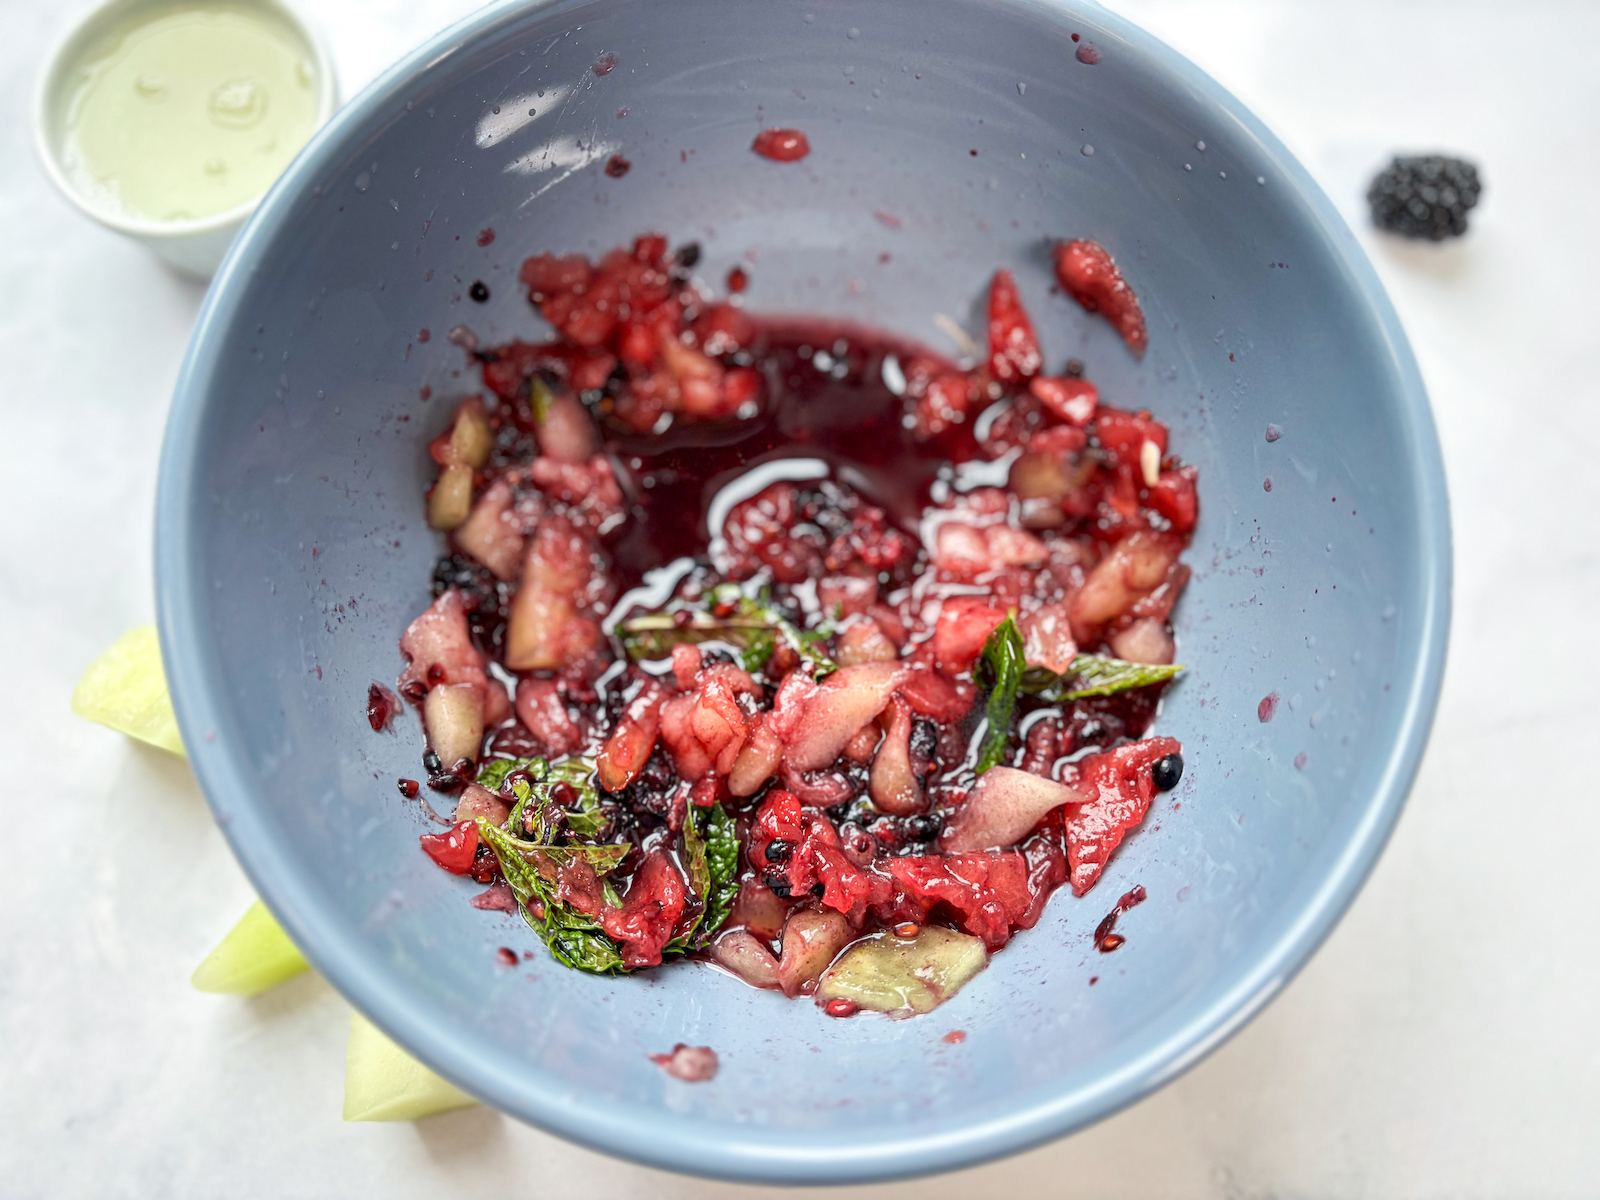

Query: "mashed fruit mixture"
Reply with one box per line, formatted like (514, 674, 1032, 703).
(385, 232, 1195, 1017)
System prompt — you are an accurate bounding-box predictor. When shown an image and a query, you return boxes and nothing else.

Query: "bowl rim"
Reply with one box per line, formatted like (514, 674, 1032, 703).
(155, 0, 1453, 1183)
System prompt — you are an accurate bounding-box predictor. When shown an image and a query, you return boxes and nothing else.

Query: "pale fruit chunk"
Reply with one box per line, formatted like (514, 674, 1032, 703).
(453, 783, 510, 827)
(191, 900, 309, 994)
(726, 878, 791, 939)
(344, 1011, 477, 1122)
(709, 930, 782, 989)
(71, 625, 185, 756)
(941, 765, 1085, 852)
(818, 926, 988, 1017)
(446, 397, 493, 469)
(427, 462, 475, 531)
(783, 662, 908, 773)
(1109, 616, 1175, 665)
(776, 908, 855, 997)
(424, 684, 484, 767)
(727, 719, 783, 797)
(538, 392, 598, 462)
(454, 477, 524, 580)
(868, 696, 923, 816)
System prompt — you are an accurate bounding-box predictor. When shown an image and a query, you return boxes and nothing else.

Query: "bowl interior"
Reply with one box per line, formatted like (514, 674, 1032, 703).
(158, 0, 1448, 1183)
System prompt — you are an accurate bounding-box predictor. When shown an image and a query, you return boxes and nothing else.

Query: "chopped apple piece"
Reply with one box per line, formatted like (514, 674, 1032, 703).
(709, 930, 782, 989)
(818, 926, 988, 1017)
(783, 662, 907, 772)
(423, 684, 483, 767)
(453, 783, 510, 826)
(941, 765, 1084, 852)
(427, 463, 474, 531)
(776, 908, 855, 997)
(446, 397, 492, 469)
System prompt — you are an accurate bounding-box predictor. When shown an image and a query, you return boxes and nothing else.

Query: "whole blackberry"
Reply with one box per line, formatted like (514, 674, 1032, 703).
(1367, 155, 1482, 241)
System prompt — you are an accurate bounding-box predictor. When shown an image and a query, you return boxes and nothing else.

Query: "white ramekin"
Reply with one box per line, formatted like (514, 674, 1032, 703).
(33, 0, 339, 280)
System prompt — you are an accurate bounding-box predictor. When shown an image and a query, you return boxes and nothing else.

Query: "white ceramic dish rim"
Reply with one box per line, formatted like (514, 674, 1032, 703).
(31, 0, 339, 243)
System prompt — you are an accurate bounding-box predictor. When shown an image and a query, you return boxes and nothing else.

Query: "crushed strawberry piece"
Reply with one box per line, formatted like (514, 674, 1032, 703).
(986, 268, 1043, 383)
(1063, 738, 1180, 895)
(1053, 239, 1149, 356)
(421, 821, 480, 874)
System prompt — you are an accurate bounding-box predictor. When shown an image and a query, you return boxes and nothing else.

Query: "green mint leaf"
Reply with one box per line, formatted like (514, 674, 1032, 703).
(681, 806, 711, 901)
(618, 612, 778, 665)
(494, 756, 605, 842)
(476, 820, 545, 905)
(524, 903, 627, 975)
(530, 844, 631, 875)
(973, 613, 1026, 775)
(617, 586, 837, 678)
(694, 803, 740, 949)
(563, 804, 610, 842)
(1021, 654, 1186, 701)
(480, 818, 635, 976)
(475, 755, 548, 793)
(550, 757, 608, 839)
(665, 803, 741, 954)
(476, 821, 628, 896)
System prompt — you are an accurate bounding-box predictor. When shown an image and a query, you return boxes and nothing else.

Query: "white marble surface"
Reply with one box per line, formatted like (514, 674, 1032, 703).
(3, 0, 1597, 1195)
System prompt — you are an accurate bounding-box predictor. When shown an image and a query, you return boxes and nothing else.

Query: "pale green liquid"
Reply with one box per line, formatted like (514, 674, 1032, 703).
(64, 5, 318, 221)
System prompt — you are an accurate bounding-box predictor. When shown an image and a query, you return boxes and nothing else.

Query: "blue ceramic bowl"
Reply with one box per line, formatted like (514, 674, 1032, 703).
(156, 0, 1450, 1183)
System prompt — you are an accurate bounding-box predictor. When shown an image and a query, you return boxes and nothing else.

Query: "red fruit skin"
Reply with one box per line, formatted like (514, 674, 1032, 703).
(752, 128, 811, 161)
(933, 597, 1008, 676)
(986, 268, 1043, 383)
(750, 791, 891, 924)
(912, 372, 973, 438)
(1030, 376, 1098, 425)
(420, 821, 481, 874)
(1144, 464, 1200, 532)
(897, 668, 976, 723)
(1052, 239, 1149, 356)
(885, 851, 1033, 948)
(1063, 737, 1181, 895)
(632, 233, 669, 266)
(596, 677, 669, 792)
(1094, 407, 1169, 463)
(599, 850, 688, 968)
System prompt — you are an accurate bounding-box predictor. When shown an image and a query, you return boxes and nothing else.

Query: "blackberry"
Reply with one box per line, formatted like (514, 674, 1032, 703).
(1367, 155, 1482, 241)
